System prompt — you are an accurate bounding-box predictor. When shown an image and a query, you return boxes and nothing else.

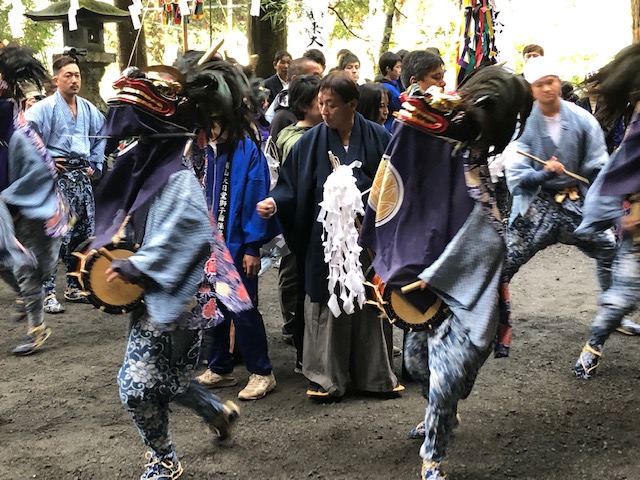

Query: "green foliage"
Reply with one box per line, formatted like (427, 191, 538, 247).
(258, 0, 291, 27)
(0, 0, 55, 61)
(330, 0, 368, 40)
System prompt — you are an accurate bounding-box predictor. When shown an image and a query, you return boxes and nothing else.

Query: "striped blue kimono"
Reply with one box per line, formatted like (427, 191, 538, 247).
(25, 91, 105, 295)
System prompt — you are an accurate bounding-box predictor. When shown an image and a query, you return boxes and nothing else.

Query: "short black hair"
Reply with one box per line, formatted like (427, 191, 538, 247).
(400, 50, 443, 88)
(289, 74, 321, 120)
(338, 53, 360, 71)
(287, 57, 320, 82)
(522, 44, 544, 57)
(396, 49, 408, 60)
(52, 56, 79, 75)
(336, 49, 354, 62)
(425, 47, 441, 56)
(273, 50, 291, 63)
(303, 48, 326, 69)
(378, 51, 401, 76)
(319, 72, 359, 104)
(356, 83, 389, 123)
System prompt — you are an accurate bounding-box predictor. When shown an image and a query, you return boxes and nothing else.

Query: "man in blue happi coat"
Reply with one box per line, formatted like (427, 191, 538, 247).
(193, 60, 278, 401)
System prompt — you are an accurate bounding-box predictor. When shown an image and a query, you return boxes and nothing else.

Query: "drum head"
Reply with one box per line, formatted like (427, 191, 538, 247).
(382, 287, 449, 332)
(81, 248, 144, 314)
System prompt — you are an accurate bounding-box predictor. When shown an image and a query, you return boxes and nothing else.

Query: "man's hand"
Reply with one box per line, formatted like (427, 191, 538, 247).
(256, 198, 276, 218)
(242, 254, 260, 278)
(544, 156, 565, 174)
(86, 166, 94, 177)
(621, 215, 640, 234)
(105, 267, 131, 284)
(54, 158, 67, 173)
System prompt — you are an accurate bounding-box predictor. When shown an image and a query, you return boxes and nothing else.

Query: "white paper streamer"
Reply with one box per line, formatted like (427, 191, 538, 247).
(67, 0, 79, 31)
(68, 9, 78, 31)
(317, 160, 367, 317)
(178, 0, 190, 16)
(250, 0, 260, 17)
(128, 3, 142, 30)
(9, 0, 25, 39)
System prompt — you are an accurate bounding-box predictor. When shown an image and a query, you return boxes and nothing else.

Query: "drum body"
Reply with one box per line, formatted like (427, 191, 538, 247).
(365, 276, 450, 332)
(76, 243, 144, 314)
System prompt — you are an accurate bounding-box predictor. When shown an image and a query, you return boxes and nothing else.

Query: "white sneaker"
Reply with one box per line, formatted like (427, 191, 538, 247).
(196, 370, 237, 388)
(237, 373, 276, 400)
(43, 295, 65, 314)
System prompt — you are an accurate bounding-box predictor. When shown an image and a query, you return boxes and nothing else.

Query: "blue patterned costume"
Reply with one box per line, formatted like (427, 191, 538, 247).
(0, 101, 71, 354)
(573, 109, 640, 378)
(360, 68, 533, 479)
(91, 64, 253, 479)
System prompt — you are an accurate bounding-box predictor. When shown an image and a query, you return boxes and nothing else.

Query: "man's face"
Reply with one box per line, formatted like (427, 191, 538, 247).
(343, 62, 360, 83)
(318, 88, 355, 131)
(303, 61, 324, 78)
(54, 63, 81, 97)
(523, 51, 541, 63)
(388, 61, 402, 81)
(415, 66, 445, 92)
(274, 56, 292, 80)
(531, 75, 561, 106)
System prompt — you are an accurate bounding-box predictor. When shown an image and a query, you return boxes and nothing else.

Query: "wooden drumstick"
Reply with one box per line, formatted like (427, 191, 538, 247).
(98, 247, 115, 262)
(516, 150, 590, 185)
(198, 39, 225, 65)
(401, 280, 425, 294)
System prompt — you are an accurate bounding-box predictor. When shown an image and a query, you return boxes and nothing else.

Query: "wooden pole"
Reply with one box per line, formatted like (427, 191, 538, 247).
(182, 21, 189, 52)
(516, 150, 590, 185)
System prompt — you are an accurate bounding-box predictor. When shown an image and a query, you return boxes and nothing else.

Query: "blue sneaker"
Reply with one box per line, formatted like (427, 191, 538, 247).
(421, 461, 447, 479)
(140, 451, 183, 480)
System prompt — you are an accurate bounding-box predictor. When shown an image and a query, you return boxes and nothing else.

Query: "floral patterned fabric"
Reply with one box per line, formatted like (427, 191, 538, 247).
(185, 230, 253, 330)
(118, 314, 201, 456)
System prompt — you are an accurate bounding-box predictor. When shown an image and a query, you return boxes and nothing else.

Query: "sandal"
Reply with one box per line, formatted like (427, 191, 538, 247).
(574, 343, 602, 380)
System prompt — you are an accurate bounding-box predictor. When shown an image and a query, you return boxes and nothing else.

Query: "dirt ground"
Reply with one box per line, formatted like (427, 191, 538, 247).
(1, 244, 639, 480)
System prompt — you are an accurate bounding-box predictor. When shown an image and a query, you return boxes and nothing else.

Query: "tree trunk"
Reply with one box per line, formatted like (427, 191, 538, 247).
(114, 0, 148, 71)
(379, 0, 396, 57)
(633, 0, 640, 43)
(247, 2, 287, 79)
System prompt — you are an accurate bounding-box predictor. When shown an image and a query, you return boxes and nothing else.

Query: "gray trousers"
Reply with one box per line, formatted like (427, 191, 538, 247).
(303, 296, 397, 397)
(0, 217, 60, 329)
(589, 236, 640, 346)
(405, 316, 490, 463)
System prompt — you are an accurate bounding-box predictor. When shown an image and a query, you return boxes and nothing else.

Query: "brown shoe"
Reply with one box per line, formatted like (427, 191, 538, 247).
(237, 373, 276, 400)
